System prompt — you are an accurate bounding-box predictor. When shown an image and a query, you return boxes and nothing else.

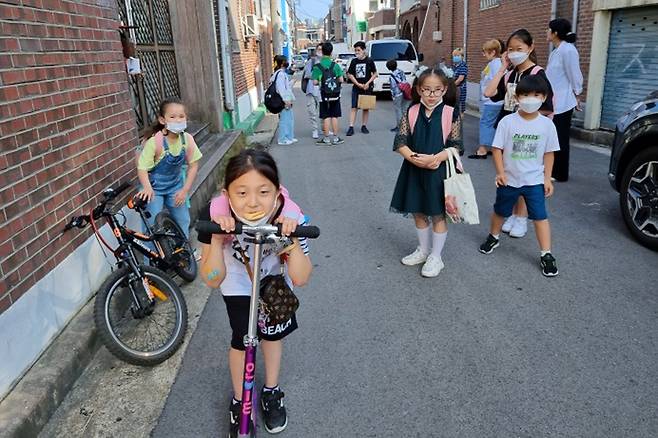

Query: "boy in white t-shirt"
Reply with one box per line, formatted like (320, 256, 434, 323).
(479, 75, 560, 277)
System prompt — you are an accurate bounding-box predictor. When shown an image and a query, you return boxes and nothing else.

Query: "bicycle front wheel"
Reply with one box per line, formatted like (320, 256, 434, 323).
(155, 211, 198, 282)
(94, 265, 188, 366)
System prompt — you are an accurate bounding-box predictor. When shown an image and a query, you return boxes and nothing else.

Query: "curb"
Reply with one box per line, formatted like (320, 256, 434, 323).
(235, 106, 266, 136)
(0, 130, 245, 438)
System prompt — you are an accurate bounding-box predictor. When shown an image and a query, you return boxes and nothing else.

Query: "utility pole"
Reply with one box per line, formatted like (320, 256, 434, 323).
(270, 0, 281, 55)
(395, 0, 400, 38)
(292, 0, 297, 52)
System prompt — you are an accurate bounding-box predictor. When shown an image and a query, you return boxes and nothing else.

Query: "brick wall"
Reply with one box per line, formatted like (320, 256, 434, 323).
(0, 0, 137, 315)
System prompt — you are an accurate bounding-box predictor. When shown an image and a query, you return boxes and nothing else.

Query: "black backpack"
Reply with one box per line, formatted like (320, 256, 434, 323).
(317, 62, 340, 101)
(264, 71, 285, 114)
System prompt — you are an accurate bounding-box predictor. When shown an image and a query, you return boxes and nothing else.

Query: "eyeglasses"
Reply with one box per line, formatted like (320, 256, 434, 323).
(420, 88, 445, 97)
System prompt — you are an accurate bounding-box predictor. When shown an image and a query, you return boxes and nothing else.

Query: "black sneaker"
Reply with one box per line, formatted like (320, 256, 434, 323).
(315, 137, 331, 146)
(390, 127, 399, 132)
(229, 401, 240, 438)
(332, 136, 345, 145)
(479, 234, 500, 254)
(361, 125, 370, 134)
(540, 253, 559, 277)
(261, 388, 287, 434)
(346, 126, 355, 136)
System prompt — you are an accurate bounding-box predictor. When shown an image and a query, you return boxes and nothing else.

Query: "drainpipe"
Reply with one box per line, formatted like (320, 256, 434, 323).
(218, 0, 236, 113)
(549, 0, 557, 52)
(463, 0, 468, 60)
(572, 0, 580, 34)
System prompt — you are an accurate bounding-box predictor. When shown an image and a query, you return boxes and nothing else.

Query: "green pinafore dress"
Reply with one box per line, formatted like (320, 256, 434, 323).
(390, 103, 451, 217)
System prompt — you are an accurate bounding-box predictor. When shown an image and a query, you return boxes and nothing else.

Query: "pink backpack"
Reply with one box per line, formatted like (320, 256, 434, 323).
(504, 65, 555, 119)
(407, 104, 454, 144)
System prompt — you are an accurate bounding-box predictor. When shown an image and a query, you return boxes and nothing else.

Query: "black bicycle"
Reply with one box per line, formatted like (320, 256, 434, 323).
(64, 182, 188, 365)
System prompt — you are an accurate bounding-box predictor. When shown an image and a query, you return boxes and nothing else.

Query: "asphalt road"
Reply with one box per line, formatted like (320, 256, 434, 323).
(153, 87, 658, 438)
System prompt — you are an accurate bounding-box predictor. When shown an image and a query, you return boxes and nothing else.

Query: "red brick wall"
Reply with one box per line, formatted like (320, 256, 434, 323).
(0, 0, 137, 315)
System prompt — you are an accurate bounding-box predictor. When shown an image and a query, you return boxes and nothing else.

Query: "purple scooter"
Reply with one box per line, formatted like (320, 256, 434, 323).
(196, 220, 320, 437)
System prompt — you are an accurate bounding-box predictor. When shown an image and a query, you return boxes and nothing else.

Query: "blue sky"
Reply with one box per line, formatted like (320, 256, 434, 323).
(296, 0, 332, 20)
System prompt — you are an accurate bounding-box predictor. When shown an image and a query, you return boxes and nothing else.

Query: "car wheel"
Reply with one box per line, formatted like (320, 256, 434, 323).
(619, 147, 658, 251)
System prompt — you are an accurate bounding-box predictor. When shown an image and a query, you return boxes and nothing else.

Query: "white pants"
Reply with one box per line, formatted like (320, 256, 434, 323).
(306, 94, 320, 131)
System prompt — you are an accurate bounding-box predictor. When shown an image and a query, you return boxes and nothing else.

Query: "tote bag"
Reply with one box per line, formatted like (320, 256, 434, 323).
(444, 148, 480, 225)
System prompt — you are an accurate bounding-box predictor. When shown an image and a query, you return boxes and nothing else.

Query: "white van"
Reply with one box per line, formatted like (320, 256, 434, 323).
(366, 39, 423, 93)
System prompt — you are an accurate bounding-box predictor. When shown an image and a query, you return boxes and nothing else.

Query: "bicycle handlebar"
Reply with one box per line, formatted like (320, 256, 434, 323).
(195, 221, 320, 239)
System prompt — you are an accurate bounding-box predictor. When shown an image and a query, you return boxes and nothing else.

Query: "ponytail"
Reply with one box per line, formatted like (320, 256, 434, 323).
(143, 96, 184, 139)
(549, 18, 577, 43)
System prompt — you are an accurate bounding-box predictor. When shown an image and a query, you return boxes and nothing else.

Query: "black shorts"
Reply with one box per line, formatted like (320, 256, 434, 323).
(319, 99, 341, 119)
(223, 295, 298, 351)
(351, 86, 373, 108)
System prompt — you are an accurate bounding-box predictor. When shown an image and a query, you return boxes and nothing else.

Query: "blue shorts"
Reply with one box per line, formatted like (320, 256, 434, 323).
(479, 104, 501, 146)
(494, 184, 548, 220)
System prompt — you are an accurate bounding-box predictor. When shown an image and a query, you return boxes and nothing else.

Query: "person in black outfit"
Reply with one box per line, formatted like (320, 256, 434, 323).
(346, 41, 378, 136)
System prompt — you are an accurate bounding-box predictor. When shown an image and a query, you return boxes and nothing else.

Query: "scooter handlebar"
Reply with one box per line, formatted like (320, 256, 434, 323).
(195, 221, 320, 239)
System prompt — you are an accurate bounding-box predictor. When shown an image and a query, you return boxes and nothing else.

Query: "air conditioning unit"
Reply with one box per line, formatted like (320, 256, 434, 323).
(432, 31, 442, 42)
(243, 14, 258, 38)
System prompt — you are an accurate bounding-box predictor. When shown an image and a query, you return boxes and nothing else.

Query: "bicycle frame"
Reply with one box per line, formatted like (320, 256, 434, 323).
(239, 230, 266, 438)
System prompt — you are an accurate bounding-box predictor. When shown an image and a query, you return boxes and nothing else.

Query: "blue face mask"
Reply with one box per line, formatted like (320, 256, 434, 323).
(453, 55, 462, 63)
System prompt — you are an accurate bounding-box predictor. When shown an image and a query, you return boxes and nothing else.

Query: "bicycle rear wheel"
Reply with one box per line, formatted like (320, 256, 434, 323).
(94, 265, 188, 366)
(155, 211, 198, 282)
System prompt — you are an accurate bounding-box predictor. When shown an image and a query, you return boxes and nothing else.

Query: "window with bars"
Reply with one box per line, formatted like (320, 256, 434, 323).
(480, 0, 500, 10)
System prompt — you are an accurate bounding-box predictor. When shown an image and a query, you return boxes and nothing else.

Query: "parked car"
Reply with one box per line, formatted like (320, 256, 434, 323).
(336, 52, 355, 73)
(366, 39, 423, 93)
(292, 55, 305, 71)
(608, 90, 658, 251)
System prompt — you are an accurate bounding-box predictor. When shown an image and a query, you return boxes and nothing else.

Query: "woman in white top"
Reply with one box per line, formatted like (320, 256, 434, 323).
(469, 39, 504, 159)
(546, 18, 583, 182)
(272, 55, 297, 146)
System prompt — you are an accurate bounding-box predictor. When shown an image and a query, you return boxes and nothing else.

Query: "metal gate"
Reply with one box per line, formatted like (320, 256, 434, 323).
(601, 6, 658, 129)
(118, 0, 180, 132)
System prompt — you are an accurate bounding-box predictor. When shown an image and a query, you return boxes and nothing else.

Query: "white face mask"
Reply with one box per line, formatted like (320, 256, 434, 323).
(166, 121, 187, 134)
(229, 199, 278, 227)
(421, 97, 443, 111)
(518, 96, 543, 113)
(508, 51, 530, 66)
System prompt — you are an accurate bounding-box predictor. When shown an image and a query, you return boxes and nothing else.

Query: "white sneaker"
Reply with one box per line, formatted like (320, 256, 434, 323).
(401, 247, 429, 266)
(509, 217, 528, 238)
(421, 255, 445, 278)
(312, 130, 319, 139)
(277, 140, 293, 146)
(502, 215, 516, 233)
(290, 138, 299, 144)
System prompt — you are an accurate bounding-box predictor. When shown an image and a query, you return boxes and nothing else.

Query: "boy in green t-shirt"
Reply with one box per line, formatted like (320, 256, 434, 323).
(312, 42, 345, 145)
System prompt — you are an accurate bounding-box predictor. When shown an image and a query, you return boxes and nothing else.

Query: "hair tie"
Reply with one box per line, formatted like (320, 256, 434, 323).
(567, 32, 575, 36)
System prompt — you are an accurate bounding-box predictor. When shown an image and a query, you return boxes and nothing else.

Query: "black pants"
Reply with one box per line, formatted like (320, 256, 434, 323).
(552, 109, 573, 182)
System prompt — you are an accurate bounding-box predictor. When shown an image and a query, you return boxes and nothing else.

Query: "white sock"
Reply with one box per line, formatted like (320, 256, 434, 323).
(431, 231, 447, 259)
(516, 216, 528, 223)
(540, 250, 551, 257)
(416, 226, 431, 254)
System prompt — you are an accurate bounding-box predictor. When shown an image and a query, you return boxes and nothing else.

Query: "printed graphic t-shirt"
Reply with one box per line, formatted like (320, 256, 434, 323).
(196, 203, 310, 297)
(347, 57, 377, 88)
(492, 112, 560, 187)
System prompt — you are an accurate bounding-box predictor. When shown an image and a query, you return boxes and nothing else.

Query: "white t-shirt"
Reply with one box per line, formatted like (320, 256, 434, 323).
(480, 57, 503, 106)
(220, 216, 310, 297)
(492, 112, 560, 187)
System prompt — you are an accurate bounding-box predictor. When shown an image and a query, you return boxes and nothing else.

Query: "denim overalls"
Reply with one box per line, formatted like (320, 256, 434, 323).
(145, 135, 190, 237)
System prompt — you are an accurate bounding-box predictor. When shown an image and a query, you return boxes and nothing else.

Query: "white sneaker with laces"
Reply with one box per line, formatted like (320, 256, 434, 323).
(277, 139, 293, 146)
(421, 255, 445, 278)
(510, 217, 528, 238)
(290, 138, 299, 144)
(312, 130, 319, 139)
(401, 247, 429, 266)
(502, 215, 516, 233)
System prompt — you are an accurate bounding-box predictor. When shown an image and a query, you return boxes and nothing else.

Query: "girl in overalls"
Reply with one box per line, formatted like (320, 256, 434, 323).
(137, 97, 202, 237)
(390, 68, 462, 278)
